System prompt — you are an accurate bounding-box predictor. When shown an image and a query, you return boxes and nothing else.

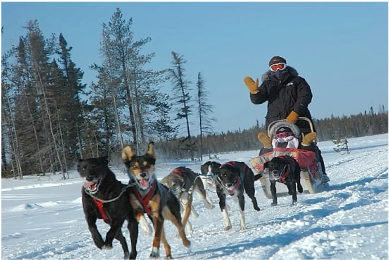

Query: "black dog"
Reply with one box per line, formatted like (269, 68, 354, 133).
(212, 161, 261, 230)
(264, 155, 303, 206)
(77, 156, 138, 259)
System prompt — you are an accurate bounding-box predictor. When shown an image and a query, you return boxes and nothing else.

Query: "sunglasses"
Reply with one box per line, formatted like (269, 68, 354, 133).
(270, 63, 287, 72)
(274, 132, 293, 139)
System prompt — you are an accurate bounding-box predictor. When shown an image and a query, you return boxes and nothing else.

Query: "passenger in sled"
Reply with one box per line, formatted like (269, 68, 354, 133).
(243, 55, 329, 182)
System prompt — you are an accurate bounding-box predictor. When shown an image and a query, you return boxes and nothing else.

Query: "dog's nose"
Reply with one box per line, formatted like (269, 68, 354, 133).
(227, 183, 233, 187)
(140, 172, 146, 178)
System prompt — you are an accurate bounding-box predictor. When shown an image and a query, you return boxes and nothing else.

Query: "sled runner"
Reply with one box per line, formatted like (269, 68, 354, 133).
(249, 118, 329, 199)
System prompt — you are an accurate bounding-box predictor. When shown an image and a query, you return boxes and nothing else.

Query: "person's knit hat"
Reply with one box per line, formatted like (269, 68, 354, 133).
(276, 127, 293, 134)
(269, 56, 287, 66)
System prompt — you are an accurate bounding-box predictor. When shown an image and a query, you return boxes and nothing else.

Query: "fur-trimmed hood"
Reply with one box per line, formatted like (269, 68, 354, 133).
(261, 66, 299, 82)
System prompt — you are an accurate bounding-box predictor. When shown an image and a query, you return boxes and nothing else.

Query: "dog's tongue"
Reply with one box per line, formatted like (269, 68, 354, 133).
(139, 179, 149, 187)
(84, 181, 97, 189)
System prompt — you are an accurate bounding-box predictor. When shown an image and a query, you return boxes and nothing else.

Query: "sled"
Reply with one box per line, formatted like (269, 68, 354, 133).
(250, 118, 329, 199)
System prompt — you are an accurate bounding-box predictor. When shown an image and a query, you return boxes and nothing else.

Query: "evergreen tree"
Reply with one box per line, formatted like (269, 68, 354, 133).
(97, 8, 171, 150)
(169, 51, 195, 160)
(196, 72, 215, 161)
(56, 33, 86, 160)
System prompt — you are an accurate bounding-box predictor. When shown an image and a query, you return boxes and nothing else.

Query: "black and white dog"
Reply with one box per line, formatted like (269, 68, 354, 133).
(264, 155, 303, 206)
(200, 161, 221, 190)
(213, 161, 261, 230)
(161, 166, 214, 236)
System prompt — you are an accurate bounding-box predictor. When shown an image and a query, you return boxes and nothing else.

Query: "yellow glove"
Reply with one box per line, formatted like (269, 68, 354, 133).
(286, 111, 299, 123)
(243, 77, 259, 94)
(258, 132, 272, 148)
(301, 132, 317, 146)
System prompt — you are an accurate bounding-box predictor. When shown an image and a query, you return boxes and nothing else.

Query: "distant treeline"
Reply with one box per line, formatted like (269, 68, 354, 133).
(155, 108, 388, 161)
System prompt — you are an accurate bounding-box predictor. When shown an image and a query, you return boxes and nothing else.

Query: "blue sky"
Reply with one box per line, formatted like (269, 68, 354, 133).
(1, 2, 388, 134)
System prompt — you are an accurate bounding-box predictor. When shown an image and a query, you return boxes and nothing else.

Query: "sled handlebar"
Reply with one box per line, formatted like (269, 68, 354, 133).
(267, 117, 315, 136)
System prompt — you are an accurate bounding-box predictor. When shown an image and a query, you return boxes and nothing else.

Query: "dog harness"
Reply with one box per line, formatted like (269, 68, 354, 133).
(172, 167, 190, 176)
(132, 181, 157, 216)
(171, 167, 198, 195)
(93, 198, 109, 221)
(271, 156, 291, 183)
(218, 161, 245, 196)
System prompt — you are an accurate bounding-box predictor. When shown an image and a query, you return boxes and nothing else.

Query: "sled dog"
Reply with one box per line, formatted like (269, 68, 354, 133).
(213, 161, 261, 230)
(122, 142, 191, 259)
(161, 166, 215, 235)
(200, 161, 221, 190)
(77, 156, 138, 259)
(264, 155, 303, 206)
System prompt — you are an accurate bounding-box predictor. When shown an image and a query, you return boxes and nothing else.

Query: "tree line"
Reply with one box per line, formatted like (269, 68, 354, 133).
(2, 9, 387, 178)
(1, 9, 215, 178)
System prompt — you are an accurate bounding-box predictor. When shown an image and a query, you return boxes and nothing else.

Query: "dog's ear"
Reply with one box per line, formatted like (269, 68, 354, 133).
(100, 155, 109, 165)
(122, 145, 135, 162)
(264, 161, 269, 169)
(146, 141, 155, 159)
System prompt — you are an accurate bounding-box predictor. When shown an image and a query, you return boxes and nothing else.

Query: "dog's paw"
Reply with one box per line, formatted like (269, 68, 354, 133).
(102, 244, 113, 250)
(204, 201, 215, 210)
(139, 215, 152, 236)
(254, 205, 260, 211)
(94, 240, 104, 249)
(183, 239, 191, 248)
(271, 202, 277, 207)
(128, 251, 137, 260)
(123, 252, 130, 259)
(240, 226, 247, 231)
(150, 247, 160, 258)
(165, 255, 173, 259)
(224, 225, 232, 231)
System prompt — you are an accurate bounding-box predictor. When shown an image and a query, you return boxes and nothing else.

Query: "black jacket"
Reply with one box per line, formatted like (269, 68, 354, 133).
(250, 66, 314, 132)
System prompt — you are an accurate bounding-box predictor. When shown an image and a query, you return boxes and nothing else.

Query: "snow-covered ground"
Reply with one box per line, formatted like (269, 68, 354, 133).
(2, 134, 388, 260)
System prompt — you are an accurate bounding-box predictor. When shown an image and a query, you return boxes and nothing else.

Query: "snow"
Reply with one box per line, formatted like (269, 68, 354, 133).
(1, 134, 388, 260)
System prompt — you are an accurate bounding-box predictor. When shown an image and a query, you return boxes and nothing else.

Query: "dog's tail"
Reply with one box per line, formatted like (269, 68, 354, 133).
(254, 173, 262, 181)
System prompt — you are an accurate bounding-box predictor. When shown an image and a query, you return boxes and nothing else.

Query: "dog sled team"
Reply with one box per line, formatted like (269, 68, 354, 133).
(77, 56, 330, 259)
(78, 124, 329, 259)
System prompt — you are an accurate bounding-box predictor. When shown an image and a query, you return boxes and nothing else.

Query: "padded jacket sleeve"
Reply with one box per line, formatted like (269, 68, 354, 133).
(250, 82, 268, 104)
(293, 77, 313, 115)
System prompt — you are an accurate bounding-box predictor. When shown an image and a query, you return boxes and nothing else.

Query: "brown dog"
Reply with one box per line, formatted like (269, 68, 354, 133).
(122, 142, 191, 259)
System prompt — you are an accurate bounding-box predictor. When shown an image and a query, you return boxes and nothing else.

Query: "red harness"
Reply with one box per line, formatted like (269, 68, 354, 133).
(93, 198, 109, 221)
(220, 161, 242, 195)
(172, 168, 184, 175)
(132, 181, 157, 216)
(278, 156, 291, 183)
